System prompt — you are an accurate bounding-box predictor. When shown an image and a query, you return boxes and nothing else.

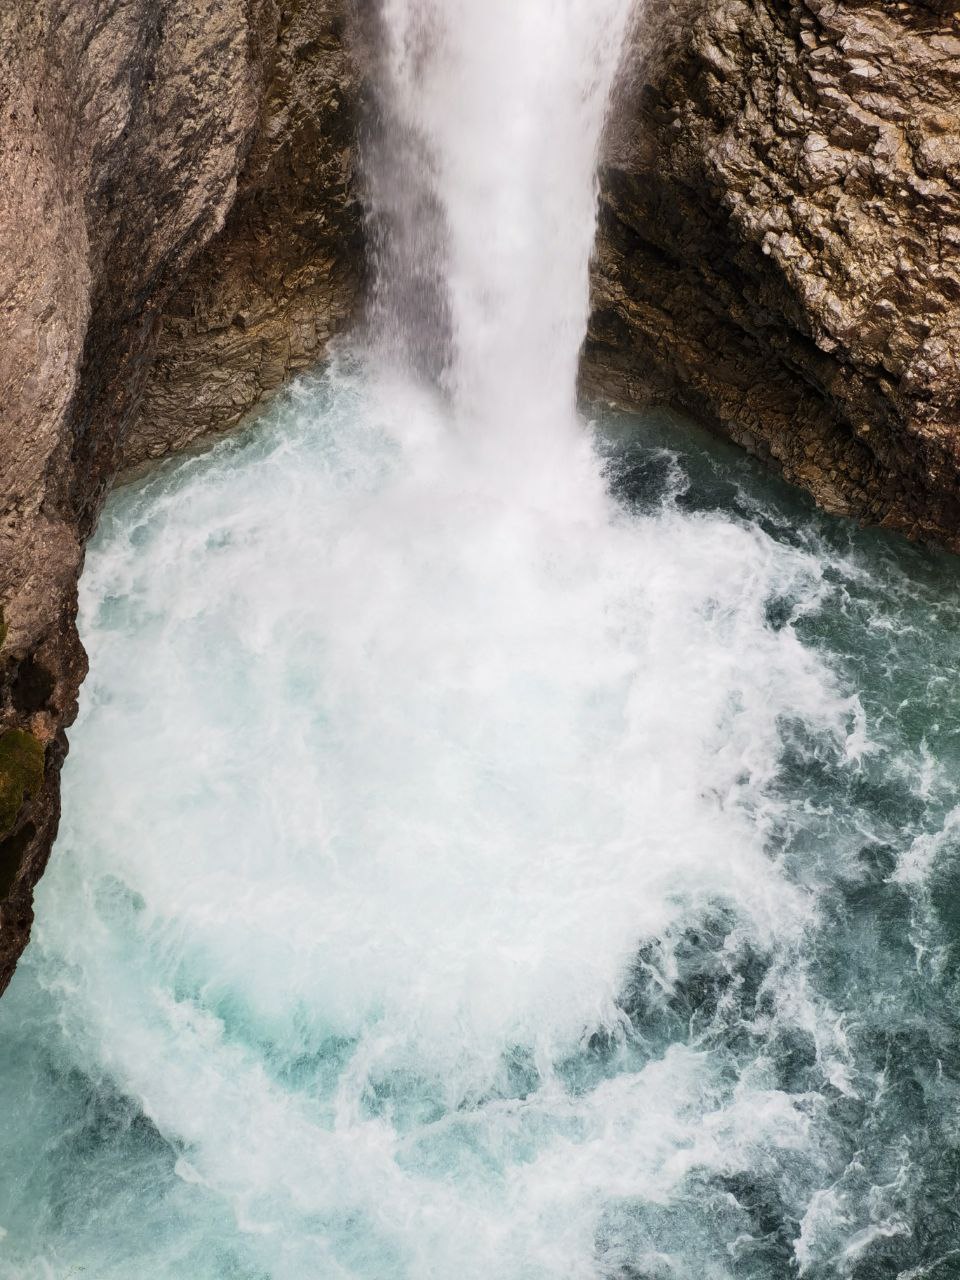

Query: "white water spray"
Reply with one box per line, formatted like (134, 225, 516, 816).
(368, 0, 634, 490)
(3, 2, 947, 1278)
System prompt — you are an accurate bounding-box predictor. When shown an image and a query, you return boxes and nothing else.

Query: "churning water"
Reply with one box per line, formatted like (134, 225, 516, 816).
(3, 1, 960, 1278)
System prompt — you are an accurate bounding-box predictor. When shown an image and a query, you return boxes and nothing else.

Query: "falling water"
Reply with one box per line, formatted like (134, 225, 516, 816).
(2, 3, 960, 1278)
(370, 0, 629, 407)
(364, 0, 634, 506)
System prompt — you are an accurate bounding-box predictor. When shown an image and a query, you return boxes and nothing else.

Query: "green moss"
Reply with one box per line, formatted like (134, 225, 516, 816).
(0, 730, 44, 835)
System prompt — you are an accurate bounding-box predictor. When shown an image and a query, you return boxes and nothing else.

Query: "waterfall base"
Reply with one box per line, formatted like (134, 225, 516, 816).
(1, 364, 958, 1278)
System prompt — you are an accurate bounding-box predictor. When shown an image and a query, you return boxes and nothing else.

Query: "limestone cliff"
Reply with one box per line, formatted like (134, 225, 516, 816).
(0, 0, 361, 992)
(586, 0, 960, 547)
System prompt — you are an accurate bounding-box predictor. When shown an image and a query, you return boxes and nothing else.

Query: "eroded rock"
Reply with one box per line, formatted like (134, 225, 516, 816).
(586, 0, 960, 547)
(122, 2, 363, 472)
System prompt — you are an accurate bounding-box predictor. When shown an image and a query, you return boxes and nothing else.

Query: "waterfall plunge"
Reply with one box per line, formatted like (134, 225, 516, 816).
(2, 3, 950, 1278)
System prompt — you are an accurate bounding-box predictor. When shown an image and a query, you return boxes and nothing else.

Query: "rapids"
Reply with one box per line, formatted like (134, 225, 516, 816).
(2, 1, 960, 1277)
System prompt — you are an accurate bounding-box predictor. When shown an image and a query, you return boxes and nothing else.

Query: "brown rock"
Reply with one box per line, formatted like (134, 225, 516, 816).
(585, 0, 960, 546)
(122, 1, 364, 472)
(0, 0, 361, 993)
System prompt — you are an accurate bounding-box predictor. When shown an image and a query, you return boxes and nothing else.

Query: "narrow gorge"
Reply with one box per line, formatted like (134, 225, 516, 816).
(4, 1, 960, 989)
(1, 1, 960, 1276)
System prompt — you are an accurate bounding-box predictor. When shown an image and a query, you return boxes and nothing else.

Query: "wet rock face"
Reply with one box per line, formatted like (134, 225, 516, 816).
(0, 0, 361, 991)
(586, 0, 960, 546)
(122, 2, 363, 473)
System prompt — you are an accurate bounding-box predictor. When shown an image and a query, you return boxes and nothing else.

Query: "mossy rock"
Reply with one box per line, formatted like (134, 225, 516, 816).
(0, 730, 44, 835)
(0, 606, 6, 650)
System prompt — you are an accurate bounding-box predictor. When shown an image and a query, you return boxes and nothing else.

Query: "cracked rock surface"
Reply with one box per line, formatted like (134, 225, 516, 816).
(586, 0, 960, 545)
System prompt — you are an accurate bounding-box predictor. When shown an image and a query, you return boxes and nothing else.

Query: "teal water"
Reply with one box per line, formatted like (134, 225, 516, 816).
(0, 364, 958, 1278)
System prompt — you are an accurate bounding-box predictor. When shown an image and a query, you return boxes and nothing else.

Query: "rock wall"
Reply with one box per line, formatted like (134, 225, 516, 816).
(586, 0, 960, 547)
(0, 0, 361, 992)
(122, 3, 363, 473)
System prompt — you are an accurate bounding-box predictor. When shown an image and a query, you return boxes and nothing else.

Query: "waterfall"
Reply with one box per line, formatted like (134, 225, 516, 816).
(0, 3, 958, 1278)
(367, 0, 633, 437)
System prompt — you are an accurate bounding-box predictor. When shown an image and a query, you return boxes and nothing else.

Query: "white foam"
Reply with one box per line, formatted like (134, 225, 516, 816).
(2, 0, 880, 1272)
(15, 357, 860, 1277)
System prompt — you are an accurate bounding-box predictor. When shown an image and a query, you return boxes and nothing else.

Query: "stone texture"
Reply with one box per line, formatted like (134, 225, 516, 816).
(0, 0, 360, 992)
(585, 0, 960, 546)
(122, 2, 363, 473)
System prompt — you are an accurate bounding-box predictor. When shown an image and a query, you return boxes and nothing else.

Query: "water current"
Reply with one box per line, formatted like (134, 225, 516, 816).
(2, 1, 960, 1276)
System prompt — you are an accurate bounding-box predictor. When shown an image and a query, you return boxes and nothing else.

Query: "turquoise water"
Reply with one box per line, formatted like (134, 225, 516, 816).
(1, 365, 959, 1278)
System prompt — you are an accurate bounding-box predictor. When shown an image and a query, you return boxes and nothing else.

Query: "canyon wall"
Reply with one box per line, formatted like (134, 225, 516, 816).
(0, 0, 361, 991)
(586, 0, 960, 547)
(3, 0, 960, 990)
